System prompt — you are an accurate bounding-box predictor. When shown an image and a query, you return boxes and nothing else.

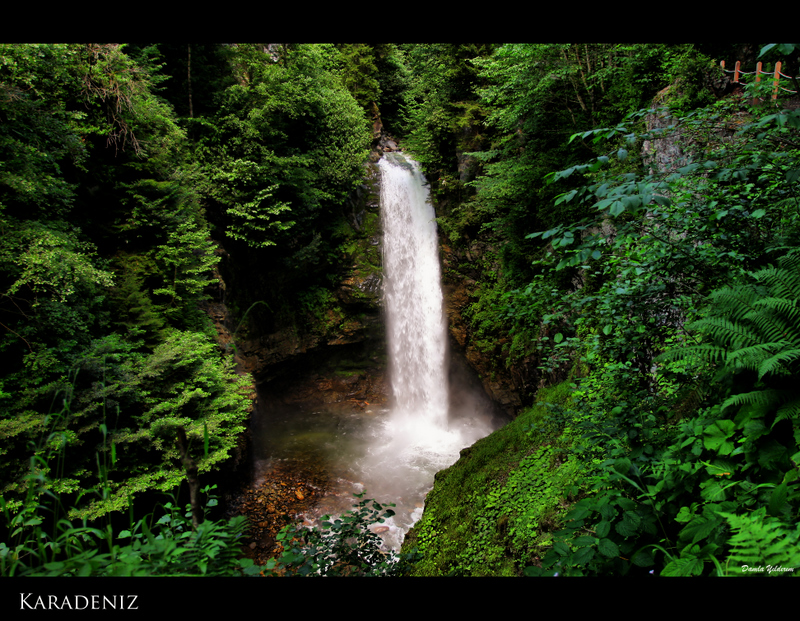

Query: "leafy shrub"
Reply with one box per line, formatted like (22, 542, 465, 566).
(261, 492, 418, 577)
(1, 477, 252, 577)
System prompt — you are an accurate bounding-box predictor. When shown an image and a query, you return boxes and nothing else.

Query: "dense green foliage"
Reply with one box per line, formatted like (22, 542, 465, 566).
(0, 42, 379, 559)
(260, 492, 418, 577)
(402, 381, 582, 575)
(4, 40, 800, 578)
(0, 44, 258, 521)
(195, 44, 370, 250)
(398, 42, 800, 577)
(2, 479, 252, 576)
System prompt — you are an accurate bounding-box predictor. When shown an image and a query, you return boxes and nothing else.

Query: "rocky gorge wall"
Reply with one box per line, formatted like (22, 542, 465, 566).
(440, 243, 530, 418)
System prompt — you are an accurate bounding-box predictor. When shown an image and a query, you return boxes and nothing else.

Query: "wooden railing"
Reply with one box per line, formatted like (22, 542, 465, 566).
(720, 60, 798, 101)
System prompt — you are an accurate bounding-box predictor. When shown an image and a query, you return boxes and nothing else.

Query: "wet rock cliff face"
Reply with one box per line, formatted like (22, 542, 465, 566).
(209, 128, 418, 386)
(202, 158, 386, 383)
(200, 153, 389, 503)
(439, 243, 526, 418)
(202, 125, 519, 422)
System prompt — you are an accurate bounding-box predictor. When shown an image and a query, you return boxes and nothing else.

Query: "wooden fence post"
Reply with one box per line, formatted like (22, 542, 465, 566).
(753, 61, 763, 105)
(721, 59, 796, 102)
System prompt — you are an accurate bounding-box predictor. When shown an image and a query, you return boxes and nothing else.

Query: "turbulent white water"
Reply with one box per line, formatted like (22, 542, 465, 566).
(353, 152, 494, 549)
(380, 153, 449, 429)
(259, 152, 497, 552)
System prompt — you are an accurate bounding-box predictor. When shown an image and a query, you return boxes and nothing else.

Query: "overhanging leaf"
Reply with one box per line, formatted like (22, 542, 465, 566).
(597, 538, 619, 558)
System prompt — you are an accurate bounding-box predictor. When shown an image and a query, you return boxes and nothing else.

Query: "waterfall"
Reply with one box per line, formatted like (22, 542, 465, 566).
(379, 152, 449, 430)
(360, 151, 494, 549)
(253, 151, 497, 553)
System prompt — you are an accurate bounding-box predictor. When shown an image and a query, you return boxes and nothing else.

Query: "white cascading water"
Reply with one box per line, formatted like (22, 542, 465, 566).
(380, 153, 449, 429)
(350, 152, 493, 549)
(276, 152, 496, 552)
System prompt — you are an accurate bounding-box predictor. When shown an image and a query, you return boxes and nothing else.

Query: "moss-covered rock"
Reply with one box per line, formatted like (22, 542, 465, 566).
(400, 380, 586, 576)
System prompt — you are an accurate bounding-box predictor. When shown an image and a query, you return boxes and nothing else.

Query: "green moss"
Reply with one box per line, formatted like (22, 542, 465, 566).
(343, 211, 382, 273)
(334, 369, 361, 378)
(401, 380, 587, 576)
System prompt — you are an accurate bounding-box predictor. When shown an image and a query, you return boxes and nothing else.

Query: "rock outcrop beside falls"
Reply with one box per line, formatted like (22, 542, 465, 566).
(210, 127, 411, 383)
(439, 242, 528, 417)
(202, 158, 386, 382)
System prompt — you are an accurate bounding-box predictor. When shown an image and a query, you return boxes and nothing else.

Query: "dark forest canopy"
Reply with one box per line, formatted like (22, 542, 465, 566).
(2, 42, 799, 577)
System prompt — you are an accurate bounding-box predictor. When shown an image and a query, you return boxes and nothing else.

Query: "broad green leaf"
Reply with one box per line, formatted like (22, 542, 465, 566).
(679, 516, 719, 544)
(631, 549, 655, 567)
(700, 480, 727, 502)
(565, 504, 590, 520)
(768, 481, 788, 516)
(553, 541, 570, 556)
(615, 520, 637, 538)
(573, 535, 597, 548)
(703, 420, 736, 455)
(597, 538, 619, 558)
(759, 43, 778, 57)
(556, 190, 578, 205)
(661, 556, 704, 576)
(572, 546, 595, 565)
(542, 227, 561, 240)
(616, 497, 636, 511)
(599, 503, 617, 521)
(622, 510, 642, 530)
(613, 457, 631, 474)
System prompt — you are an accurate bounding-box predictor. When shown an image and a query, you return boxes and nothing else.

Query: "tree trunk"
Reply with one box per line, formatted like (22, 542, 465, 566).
(176, 426, 203, 530)
(187, 44, 194, 118)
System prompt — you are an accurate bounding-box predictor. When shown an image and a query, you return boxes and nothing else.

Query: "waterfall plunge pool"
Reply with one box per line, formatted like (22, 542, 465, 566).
(252, 382, 498, 551)
(249, 153, 502, 552)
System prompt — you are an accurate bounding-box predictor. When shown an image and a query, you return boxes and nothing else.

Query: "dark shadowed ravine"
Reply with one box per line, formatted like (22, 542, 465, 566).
(236, 154, 502, 563)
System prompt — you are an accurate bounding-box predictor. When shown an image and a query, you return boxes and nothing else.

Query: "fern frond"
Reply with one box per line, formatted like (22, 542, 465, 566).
(774, 397, 800, 427)
(654, 344, 726, 366)
(776, 250, 800, 272)
(721, 388, 790, 413)
(757, 347, 800, 380)
(688, 316, 760, 350)
(705, 286, 764, 324)
(744, 309, 798, 346)
(754, 265, 800, 302)
(725, 341, 785, 373)
(661, 249, 800, 422)
(752, 297, 800, 327)
(721, 510, 800, 575)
